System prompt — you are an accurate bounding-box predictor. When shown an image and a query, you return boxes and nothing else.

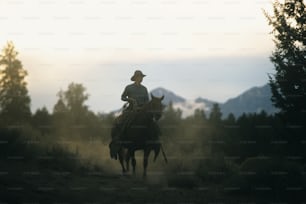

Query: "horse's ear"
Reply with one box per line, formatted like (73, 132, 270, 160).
(160, 95, 164, 101)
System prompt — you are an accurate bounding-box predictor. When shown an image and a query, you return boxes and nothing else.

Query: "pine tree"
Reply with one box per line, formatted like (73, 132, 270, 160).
(194, 108, 207, 121)
(32, 107, 51, 135)
(53, 89, 68, 114)
(265, 0, 306, 123)
(209, 103, 222, 125)
(0, 42, 31, 125)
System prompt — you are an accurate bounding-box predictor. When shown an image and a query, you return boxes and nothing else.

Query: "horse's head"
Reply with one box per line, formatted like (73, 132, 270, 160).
(147, 93, 165, 121)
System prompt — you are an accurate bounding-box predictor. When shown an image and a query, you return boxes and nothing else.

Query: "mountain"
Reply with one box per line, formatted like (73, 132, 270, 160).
(195, 97, 217, 111)
(151, 87, 198, 118)
(220, 84, 278, 117)
(150, 87, 215, 118)
(150, 84, 278, 118)
(150, 87, 186, 104)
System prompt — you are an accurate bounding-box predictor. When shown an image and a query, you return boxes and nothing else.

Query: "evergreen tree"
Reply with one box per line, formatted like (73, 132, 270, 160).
(225, 113, 235, 125)
(32, 106, 51, 135)
(209, 103, 222, 125)
(0, 42, 31, 125)
(162, 101, 182, 122)
(265, 0, 306, 123)
(194, 108, 207, 121)
(53, 89, 68, 114)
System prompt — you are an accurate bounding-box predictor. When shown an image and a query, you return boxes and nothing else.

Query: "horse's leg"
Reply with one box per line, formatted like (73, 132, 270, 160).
(122, 148, 130, 172)
(143, 148, 150, 178)
(130, 150, 136, 176)
(126, 150, 130, 172)
(118, 149, 126, 174)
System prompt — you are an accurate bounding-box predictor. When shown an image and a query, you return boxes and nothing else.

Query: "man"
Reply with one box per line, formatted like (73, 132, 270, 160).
(112, 70, 149, 139)
(120, 70, 162, 137)
(118, 70, 149, 129)
(121, 70, 149, 108)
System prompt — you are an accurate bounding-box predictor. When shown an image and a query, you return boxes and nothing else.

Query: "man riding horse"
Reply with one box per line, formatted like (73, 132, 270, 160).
(110, 70, 162, 160)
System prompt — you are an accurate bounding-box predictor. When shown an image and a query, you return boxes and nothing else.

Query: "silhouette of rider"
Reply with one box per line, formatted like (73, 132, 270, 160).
(121, 70, 149, 109)
(110, 70, 161, 159)
(112, 70, 150, 141)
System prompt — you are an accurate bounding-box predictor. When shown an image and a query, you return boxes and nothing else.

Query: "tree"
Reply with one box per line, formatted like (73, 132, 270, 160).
(194, 108, 207, 121)
(224, 113, 235, 125)
(209, 103, 222, 125)
(53, 82, 89, 124)
(64, 83, 89, 114)
(53, 89, 68, 114)
(0, 41, 31, 125)
(162, 101, 182, 122)
(32, 107, 51, 135)
(265, 0, 306, 123)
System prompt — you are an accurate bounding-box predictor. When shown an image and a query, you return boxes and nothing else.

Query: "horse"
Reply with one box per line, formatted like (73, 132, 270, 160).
(109, 94, 167, 178)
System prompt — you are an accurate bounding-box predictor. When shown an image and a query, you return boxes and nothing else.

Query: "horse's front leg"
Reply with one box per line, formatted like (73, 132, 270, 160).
(143, 148, 150, 178)
(118, 149, 126, 174)
(130, 150, 136, 176)
(126, 153, 130, 172)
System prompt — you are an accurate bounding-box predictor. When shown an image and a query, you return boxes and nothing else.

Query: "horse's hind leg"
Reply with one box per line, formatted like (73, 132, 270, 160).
(143, 149, 150, 178)
(130, 150, 136, 176)
(118, 149, 126, 174)
(122, 148, 130, 172)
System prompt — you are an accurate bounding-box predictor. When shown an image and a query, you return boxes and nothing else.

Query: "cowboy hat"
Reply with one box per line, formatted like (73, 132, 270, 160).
(131, 70, 146, 81)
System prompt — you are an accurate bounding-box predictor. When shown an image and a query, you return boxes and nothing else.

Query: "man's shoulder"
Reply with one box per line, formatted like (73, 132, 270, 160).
(126, 83, 147, 90)
(125, 83, 135, 89)
(140, 84, 148, 90)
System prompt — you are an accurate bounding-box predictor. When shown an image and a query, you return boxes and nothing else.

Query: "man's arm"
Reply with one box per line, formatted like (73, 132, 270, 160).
(144, 87, 149, 103)
(121, 86, 129, 102)
(121, 86, 136, 104)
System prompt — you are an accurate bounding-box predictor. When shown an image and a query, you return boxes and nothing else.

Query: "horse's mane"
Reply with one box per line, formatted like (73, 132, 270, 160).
(139, 100, 152, 112)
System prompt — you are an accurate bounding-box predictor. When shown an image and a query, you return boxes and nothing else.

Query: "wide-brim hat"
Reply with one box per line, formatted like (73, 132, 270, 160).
(131, 70, 146, 81)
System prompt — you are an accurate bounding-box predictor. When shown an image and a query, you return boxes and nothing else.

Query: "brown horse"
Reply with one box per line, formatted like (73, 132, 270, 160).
(110, 94, 167, 177)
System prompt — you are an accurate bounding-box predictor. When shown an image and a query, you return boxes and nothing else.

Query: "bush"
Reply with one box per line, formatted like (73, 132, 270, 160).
(0, 126, 85, 172)
(165, 161, 199, 189)
(195, 156, 238, 183)
(240, 157, 303, 190)
(167, 175, 199, 189)
(224, 156, 305, 198)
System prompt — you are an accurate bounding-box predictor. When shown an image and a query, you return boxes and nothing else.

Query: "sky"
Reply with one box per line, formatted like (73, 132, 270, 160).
(0, 0, 275, 113)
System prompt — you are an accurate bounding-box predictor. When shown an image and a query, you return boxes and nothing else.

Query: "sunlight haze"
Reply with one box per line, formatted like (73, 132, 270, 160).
(0, 0, 275, 112)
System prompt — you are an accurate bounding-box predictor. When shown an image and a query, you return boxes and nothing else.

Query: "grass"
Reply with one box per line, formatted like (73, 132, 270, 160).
(1, 127, 305, 203)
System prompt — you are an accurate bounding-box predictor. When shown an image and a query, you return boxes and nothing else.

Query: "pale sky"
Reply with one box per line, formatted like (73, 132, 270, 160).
(0, 0, 275, 112)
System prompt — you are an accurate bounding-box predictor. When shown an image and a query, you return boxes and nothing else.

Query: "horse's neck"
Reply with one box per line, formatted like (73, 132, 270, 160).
(140, 102, 151, 112)
(138, 103, 153, 119)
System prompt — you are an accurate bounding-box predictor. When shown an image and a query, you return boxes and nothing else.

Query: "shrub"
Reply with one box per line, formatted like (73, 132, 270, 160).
(195, 156, 238, 183)
(224, 156, 305, 198)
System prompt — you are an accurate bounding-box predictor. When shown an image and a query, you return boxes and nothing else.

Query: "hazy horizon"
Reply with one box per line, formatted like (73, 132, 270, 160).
(22, 55, 273, 113)
(0, 0, 275, 113)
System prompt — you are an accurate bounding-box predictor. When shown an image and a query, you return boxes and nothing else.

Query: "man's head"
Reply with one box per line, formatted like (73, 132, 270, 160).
(131, 70, 146, 83)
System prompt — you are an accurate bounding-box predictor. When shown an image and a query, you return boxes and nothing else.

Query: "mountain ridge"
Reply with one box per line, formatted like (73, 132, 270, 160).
(150, 84, 278, 118)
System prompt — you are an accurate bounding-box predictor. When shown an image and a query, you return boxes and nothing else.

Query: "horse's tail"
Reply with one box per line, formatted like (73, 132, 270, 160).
(109, 126, 121, 160)
(160, 144, 168, 164)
